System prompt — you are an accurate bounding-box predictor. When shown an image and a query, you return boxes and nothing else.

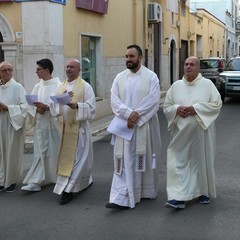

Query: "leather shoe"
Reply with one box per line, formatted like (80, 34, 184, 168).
(105, 202, 129, 210)
(59, 192, 73, 205)
(6, 183, 16, 193)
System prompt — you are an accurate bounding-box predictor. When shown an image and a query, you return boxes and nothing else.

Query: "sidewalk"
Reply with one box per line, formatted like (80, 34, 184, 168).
(24, 91, 166, 152)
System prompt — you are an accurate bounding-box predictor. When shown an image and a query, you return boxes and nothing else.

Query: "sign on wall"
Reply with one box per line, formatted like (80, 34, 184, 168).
(15, 0, 42, 2)
(49, 0, 66, 4)
(76, 0, 109, 14)
(1, 0, 66, 3)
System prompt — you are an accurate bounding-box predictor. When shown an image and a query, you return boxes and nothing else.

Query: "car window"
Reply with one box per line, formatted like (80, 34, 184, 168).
(225, 59, 240, 71)
(200, 59, 219, 69)
(200, 60, 211, 69)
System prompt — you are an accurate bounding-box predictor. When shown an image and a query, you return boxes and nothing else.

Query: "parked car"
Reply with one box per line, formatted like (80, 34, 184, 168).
(199, 58, 226, 85)
(216, 56, 240, 102)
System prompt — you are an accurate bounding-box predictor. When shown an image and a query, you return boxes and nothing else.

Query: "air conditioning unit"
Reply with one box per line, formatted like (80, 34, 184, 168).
(148, 3, 162, 23)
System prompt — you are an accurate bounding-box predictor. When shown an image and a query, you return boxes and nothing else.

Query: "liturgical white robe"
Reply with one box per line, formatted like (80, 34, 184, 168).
(109, 65, 161, 209)
(23, 77, 61, 186)
(0, 78, 27, 188)
(53, 80, 96, 195)
(163, 74, 222, 201)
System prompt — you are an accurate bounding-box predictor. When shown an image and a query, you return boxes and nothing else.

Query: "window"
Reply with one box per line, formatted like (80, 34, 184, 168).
(81, 35, 97, 93)
(171, 12, 175, 26)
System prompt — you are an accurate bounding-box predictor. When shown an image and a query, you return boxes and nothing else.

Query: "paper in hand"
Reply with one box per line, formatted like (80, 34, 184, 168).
(50, 92, 71, 105)
(25, 95, 38, 106)
(107, 116, 135, 141)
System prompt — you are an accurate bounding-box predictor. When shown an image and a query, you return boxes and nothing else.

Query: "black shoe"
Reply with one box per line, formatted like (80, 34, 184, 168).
(59, 192, 73, 205)
(198, 195, 210, 204)
(0, 186, 4, 192)
(6, 183, 16, 193)
(105, 202, 129, 210)
(165, 199, 185, 209)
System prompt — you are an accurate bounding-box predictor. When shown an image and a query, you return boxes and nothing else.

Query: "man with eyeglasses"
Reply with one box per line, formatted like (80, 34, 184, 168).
(0, 61, 28, 192)
(53, 59, 96, 205)
(21, 58, 61, 192)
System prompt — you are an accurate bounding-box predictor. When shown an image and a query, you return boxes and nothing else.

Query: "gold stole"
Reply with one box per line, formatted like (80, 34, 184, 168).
(57, 77, 85, 177)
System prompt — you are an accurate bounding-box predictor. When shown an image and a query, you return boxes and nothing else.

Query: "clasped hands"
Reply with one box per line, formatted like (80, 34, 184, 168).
(34, 102, 49, 114)
(128, 111, 139, 129)
(177, 106, 196, 118)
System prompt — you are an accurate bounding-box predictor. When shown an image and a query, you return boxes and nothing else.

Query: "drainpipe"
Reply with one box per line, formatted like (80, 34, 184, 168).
(144, 0, 149, 67)
(133, 0, 137, 43)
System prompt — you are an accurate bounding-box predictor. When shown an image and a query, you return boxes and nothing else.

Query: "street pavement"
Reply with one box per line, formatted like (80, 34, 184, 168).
(1, 97, 240, 240)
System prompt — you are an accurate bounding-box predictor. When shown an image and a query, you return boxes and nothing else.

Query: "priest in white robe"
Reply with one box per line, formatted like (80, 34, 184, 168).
(0, 61, 27, 192)
(163, 56, 222, 209)
(53, 59, 96, 205)
(21, 59, 61, 192)
(106, 44, 161, 209)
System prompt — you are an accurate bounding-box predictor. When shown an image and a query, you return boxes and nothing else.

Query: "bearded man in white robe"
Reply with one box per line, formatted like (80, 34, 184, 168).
(21, 59, 61, 192)
(163, 56, 222, 209)
(106, 44, 161, 209)
(53, 59, 96, 205)
(0, 61, 27, 192)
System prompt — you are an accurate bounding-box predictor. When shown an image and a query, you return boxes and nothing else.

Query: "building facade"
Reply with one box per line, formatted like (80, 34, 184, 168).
(190, 0, 240, 61)
(0, 0, 230, 119)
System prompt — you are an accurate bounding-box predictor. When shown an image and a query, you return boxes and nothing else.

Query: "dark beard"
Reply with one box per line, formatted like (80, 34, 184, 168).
(126, 61, 138, 70)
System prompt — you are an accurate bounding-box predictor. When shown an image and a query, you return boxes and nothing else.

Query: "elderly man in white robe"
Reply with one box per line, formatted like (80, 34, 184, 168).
(0, 61, 27, 192)
(21, 59, 61, 192)
(163, 56, 222, 209)
(106, 44, 161, 210)
(53, 59, 96, 205)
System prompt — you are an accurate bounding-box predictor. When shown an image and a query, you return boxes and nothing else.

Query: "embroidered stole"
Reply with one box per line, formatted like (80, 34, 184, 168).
(57, 77, 85, 177)
(114, 66, 151, 175)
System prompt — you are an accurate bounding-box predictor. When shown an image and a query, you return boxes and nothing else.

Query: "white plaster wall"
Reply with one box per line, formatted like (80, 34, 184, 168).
(21, 2, 64, 93)
(22, 2, 63, 46)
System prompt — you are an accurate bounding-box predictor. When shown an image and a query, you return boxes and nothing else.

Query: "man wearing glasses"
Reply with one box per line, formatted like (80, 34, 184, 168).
(0, 61, 27, 192)
(21, 59, 61, 192)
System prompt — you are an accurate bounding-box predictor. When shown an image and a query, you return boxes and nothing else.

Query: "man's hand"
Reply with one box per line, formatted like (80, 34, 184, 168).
(127, 111, 139, 128)
(68, 91, 74, 98)
(34, 102, 49, 114)
(67, 101, 78, 110)
(0, 103, 8, 112)
(185, 106, 196, 116)
(177, 106, 196, 118)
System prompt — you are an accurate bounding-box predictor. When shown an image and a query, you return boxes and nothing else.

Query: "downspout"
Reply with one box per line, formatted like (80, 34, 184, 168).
(133, 0, 137, 43)
(144, 0, 149, 67)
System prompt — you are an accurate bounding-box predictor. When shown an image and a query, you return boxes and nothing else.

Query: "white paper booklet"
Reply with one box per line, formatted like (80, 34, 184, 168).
(25, 95, 38, 106)
(50, 92, 71, 105)
(107, 116, 135, 141)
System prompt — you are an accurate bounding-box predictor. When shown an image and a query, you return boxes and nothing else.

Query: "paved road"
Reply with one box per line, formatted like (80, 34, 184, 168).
(1, 98, 240, 240)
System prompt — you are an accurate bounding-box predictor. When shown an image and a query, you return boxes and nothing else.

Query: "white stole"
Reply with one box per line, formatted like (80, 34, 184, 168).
(114, 66, 152, 174)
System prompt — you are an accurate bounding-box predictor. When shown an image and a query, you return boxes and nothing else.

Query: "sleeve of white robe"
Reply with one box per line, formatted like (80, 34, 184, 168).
(26, 83, 39, 129)
(111, 75, 133, 120)
(76, 82, 96, 121)
(111, 73, 160, 124)
(135, 74, 161, 127)
(163, 85, 180, 130)
(193, 81, 222, 130)
(8, 85, 28, 131)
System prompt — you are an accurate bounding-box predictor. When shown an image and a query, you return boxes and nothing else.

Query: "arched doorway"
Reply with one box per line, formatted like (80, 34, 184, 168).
(0, 32, 5, 62)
